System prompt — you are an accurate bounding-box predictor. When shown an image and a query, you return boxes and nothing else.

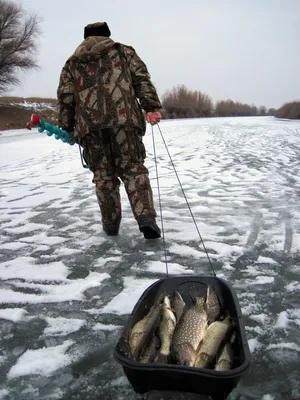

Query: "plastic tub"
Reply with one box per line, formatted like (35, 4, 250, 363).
(113, 275, 250, 399)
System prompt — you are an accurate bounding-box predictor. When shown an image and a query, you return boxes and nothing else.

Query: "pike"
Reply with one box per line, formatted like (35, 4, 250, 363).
(172, 289, 208, 367)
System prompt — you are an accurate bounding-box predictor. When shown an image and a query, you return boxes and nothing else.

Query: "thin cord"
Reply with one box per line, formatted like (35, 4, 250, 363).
(156, 123, 217, 277)
(151, 125, 169, 277)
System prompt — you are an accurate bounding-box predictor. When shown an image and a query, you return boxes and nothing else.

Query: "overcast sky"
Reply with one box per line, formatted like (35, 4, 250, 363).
(8, 0, 300, 109)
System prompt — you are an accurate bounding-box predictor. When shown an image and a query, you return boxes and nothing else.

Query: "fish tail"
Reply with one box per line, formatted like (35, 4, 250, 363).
(155, 352, 169, 364)
(188, 285, 205, 303)
(205, 284, 210, 301)
(154, 292, 168, 306)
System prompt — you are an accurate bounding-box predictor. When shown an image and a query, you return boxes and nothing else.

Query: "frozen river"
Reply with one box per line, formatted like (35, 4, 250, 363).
(0, 116, 300, 399)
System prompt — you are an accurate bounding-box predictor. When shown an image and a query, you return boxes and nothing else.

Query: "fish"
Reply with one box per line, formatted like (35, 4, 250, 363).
(129, 294, 164, 361)
(155, 295, 177, 364)
(172, 291, 208, 367)
(214, 329, 236, 371)
(139, 335, 160, 364)
(205, 284, 221, 324)
(173, 291, 186, 323)
(194, 315, 232, 369)
(214, 341, 234, 371)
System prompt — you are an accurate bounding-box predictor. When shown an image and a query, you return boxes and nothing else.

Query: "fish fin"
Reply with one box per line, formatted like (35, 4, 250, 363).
(173, 291, 184, 302)
(213, 284, 227, 313)
(171, 291, 177, 307)
(155, 352, 169, 364)
(207, 284, 220, 302)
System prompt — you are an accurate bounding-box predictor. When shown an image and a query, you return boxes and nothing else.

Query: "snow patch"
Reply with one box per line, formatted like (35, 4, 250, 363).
(0, 272, 110, 304)
(44, 317, 86, 336)
(0, 308, 28, 322)
(248, 338, 262, 353)
(146, 260, 195, 275)
(275, 311, 289, 329)
(7, 340, 74, 378)
(100, 277, 159, 315)
(92, 323, 123, 331)
(0, 257, 69, 282)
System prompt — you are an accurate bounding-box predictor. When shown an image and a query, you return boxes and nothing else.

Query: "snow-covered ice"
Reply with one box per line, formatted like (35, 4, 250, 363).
(1, 116, 300, 399)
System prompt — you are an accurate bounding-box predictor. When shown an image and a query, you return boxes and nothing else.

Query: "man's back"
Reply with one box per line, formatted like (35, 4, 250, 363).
(57, 33, 161, 142)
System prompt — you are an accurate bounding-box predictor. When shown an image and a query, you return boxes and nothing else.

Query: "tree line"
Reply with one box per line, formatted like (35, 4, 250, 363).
(161, 84, 277, 119)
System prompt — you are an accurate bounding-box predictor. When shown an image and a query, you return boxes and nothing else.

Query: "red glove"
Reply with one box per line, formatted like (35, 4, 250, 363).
(146, 111, 162, 125)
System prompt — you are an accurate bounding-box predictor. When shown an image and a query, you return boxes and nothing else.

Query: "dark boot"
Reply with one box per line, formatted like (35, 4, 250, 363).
(102, 223, 119, 236)
(137, 216, 161, 239)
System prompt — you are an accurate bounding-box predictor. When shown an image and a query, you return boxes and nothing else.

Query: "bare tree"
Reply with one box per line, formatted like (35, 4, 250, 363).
(259, 105, 267, 116)
(0, 0, 41, 94)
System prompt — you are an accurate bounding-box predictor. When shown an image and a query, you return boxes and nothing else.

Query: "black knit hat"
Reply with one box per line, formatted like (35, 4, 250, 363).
(84, 22, 111, 39)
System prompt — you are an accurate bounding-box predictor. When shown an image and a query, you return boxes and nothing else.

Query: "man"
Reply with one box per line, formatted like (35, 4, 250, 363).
(57, 22, 162, 239)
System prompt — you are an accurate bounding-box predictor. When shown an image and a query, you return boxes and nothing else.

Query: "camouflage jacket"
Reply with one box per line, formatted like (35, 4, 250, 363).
(57, 36, 162, 142)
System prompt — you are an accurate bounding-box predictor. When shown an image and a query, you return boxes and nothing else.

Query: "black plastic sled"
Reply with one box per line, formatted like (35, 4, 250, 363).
(114, 275, 251, 399)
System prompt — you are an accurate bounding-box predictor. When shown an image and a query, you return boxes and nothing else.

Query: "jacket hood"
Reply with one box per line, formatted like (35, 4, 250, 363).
(71, 36, 115, 59)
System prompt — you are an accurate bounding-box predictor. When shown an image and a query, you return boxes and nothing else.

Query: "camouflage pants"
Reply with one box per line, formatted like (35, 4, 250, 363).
(81, 126, 157, 227)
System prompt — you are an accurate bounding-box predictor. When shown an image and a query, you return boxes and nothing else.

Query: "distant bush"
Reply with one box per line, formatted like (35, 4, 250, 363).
(215, 99, 258, 117)
(162, 84, 213, 119)
(275, 101, 300, 119)
(267, 108, 277, 116)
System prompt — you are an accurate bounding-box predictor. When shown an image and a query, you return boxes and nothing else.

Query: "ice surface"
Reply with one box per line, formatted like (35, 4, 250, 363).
(1, 117, 300, 399)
